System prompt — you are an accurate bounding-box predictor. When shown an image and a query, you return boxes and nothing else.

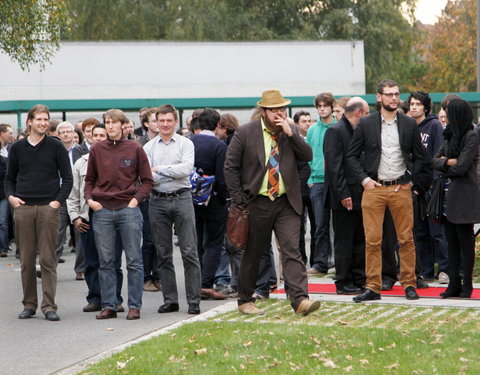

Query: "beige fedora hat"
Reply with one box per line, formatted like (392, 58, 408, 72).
(257, 89, 291, 108)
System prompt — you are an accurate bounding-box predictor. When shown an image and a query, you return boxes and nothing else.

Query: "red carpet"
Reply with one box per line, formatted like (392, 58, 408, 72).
(273, 283, 480, 299)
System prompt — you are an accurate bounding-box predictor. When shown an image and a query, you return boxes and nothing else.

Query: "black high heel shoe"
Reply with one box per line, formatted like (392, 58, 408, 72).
(459, 279, 473, 298)
(440, 279, 461, 298)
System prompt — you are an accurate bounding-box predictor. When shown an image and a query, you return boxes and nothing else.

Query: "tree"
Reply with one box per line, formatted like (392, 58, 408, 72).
(0, 0, 69, 71)
(416, 0, 476, 92)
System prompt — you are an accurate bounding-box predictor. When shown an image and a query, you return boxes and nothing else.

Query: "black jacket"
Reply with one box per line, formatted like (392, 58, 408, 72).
(346, 112, 430, 193)
(433, 129, 480, 224)
(323, 115, 363, 211)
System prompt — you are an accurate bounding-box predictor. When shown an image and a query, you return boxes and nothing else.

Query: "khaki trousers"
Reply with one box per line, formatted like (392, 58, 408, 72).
(361, 186, 416, 293)
(14, 205, 59, 313)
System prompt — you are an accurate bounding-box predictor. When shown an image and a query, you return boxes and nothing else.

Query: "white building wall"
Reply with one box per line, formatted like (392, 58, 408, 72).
(0, 41, 365, 101)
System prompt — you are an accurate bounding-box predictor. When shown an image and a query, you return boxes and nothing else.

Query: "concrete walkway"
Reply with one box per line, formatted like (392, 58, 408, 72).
(0, 247, 229, 375)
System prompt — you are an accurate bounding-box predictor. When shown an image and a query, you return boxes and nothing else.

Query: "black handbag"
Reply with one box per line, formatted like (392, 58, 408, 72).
(426, 175, 445, 222)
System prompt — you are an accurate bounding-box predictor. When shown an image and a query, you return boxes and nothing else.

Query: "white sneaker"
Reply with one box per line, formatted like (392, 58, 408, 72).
(438, 272, 450, 284)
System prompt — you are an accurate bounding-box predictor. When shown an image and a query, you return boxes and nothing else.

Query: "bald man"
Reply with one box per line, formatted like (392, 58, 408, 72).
(323, 97, 370, 294)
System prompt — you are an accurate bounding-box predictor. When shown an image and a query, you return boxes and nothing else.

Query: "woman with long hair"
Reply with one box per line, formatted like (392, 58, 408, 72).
(432, 98, 480, 298)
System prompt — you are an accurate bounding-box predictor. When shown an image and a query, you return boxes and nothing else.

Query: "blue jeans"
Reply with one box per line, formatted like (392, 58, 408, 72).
(214, 244, 231, 287)
(309, 183, 331, 272)
(93, 206, 144, 310)
(149, 191, 201, 305)
(0, 198, 9, 252)
(82, 212, 124, 306)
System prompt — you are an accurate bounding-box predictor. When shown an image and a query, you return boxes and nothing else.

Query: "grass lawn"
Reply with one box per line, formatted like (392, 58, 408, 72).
(81, 300, 480, 375)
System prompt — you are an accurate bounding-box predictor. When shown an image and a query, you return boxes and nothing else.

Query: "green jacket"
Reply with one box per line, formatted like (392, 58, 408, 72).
(306, 118, 336, 184)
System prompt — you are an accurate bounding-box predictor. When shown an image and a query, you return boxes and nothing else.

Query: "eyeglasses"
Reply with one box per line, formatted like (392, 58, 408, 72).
(267, 107, 287, 114)
(381, 92, 400, 98)
(58, 130, 73, 135)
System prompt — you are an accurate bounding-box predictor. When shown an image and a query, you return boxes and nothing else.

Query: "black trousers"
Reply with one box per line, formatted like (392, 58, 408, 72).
(238, 195, 308, 310)
(299, 195, 316, 265)
(332, 209, 365, 289)
(195, 196, 228, 288)
(443, 219, 475, 283)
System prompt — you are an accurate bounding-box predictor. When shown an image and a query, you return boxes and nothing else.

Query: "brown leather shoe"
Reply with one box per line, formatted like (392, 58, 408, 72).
(126, 308, 140, 320)
(96, 309, 117, 320)
(295, 299, 321, 316)
(238, 302, 265, 315)
(201, 288, 228, 300)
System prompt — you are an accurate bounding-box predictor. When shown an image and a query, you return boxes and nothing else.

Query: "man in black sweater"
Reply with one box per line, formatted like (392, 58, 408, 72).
(5, 104, 73, 321)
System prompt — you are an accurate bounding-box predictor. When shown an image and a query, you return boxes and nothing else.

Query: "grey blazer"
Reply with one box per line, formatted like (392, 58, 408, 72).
(224, 120, 312, 215)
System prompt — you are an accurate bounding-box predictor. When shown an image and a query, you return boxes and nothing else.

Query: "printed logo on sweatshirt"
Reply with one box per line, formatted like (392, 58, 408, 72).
(420, 132, 429, 149)
(120, 158, 136, 168)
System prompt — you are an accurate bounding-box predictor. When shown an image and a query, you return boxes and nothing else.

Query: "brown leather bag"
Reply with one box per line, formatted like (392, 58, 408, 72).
(226, 204, 250, 251)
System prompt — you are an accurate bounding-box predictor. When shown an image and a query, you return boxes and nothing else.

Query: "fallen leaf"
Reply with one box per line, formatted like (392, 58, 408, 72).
(386, 343, 396, 349)
(106, 328, 114, 331)
(323, 360, 338, 368)
(344, 365, 353, 372)
(188, 336, 196, 343)
(7, 264, 14, 267)
(345, 355, 353, 361)
(169, 333, 176, 338)
(385, 363, 400, 369)
(458, 348, 466, 353)
(308, 353, 321, 358)
(239, 364, 245, 370)
(224, 351, 230, 357)
(311, 336, 322, 345)
(359, 359, 369, 365)
(338, 320, 348, 326)
(460, 357, 469, 362)
(243, 341, 252, 347)
(194, 348, 207, 355)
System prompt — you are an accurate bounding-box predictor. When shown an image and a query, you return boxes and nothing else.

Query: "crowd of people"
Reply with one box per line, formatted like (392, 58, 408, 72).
(1, 81, 478, 321)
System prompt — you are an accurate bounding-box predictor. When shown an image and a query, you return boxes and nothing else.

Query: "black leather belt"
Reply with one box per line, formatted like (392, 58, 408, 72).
(378, 179, 399, 186)
(151, 188, 190, 198)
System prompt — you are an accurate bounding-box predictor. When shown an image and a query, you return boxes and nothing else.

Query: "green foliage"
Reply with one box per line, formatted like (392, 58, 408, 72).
(418, 0, 477, 92)
(0, 0, 69, 71)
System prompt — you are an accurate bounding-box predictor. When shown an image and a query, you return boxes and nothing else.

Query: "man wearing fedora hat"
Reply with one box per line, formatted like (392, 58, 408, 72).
(224, 89, 321, 316)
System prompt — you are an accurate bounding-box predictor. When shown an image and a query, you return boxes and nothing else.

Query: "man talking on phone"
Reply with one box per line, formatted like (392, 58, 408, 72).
(224, 89, 320, 316)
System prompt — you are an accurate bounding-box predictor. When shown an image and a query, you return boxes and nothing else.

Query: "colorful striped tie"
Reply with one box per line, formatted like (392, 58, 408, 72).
(267, 134, 279, 200)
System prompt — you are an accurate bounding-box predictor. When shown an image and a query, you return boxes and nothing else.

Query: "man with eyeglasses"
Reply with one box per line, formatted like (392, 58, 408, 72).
(346, 79, 429, 302)
(324, 97, 370, 295)
(305, 92, 336, 276)
(225, 89, 320, 316)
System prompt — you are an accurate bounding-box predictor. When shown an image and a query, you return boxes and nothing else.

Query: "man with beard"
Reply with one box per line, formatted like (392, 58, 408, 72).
(346, 79, 428, 302)
(224, 89, 320, 316)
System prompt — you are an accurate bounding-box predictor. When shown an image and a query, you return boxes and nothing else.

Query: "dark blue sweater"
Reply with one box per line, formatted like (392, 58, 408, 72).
(190, 133, 228, 200)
